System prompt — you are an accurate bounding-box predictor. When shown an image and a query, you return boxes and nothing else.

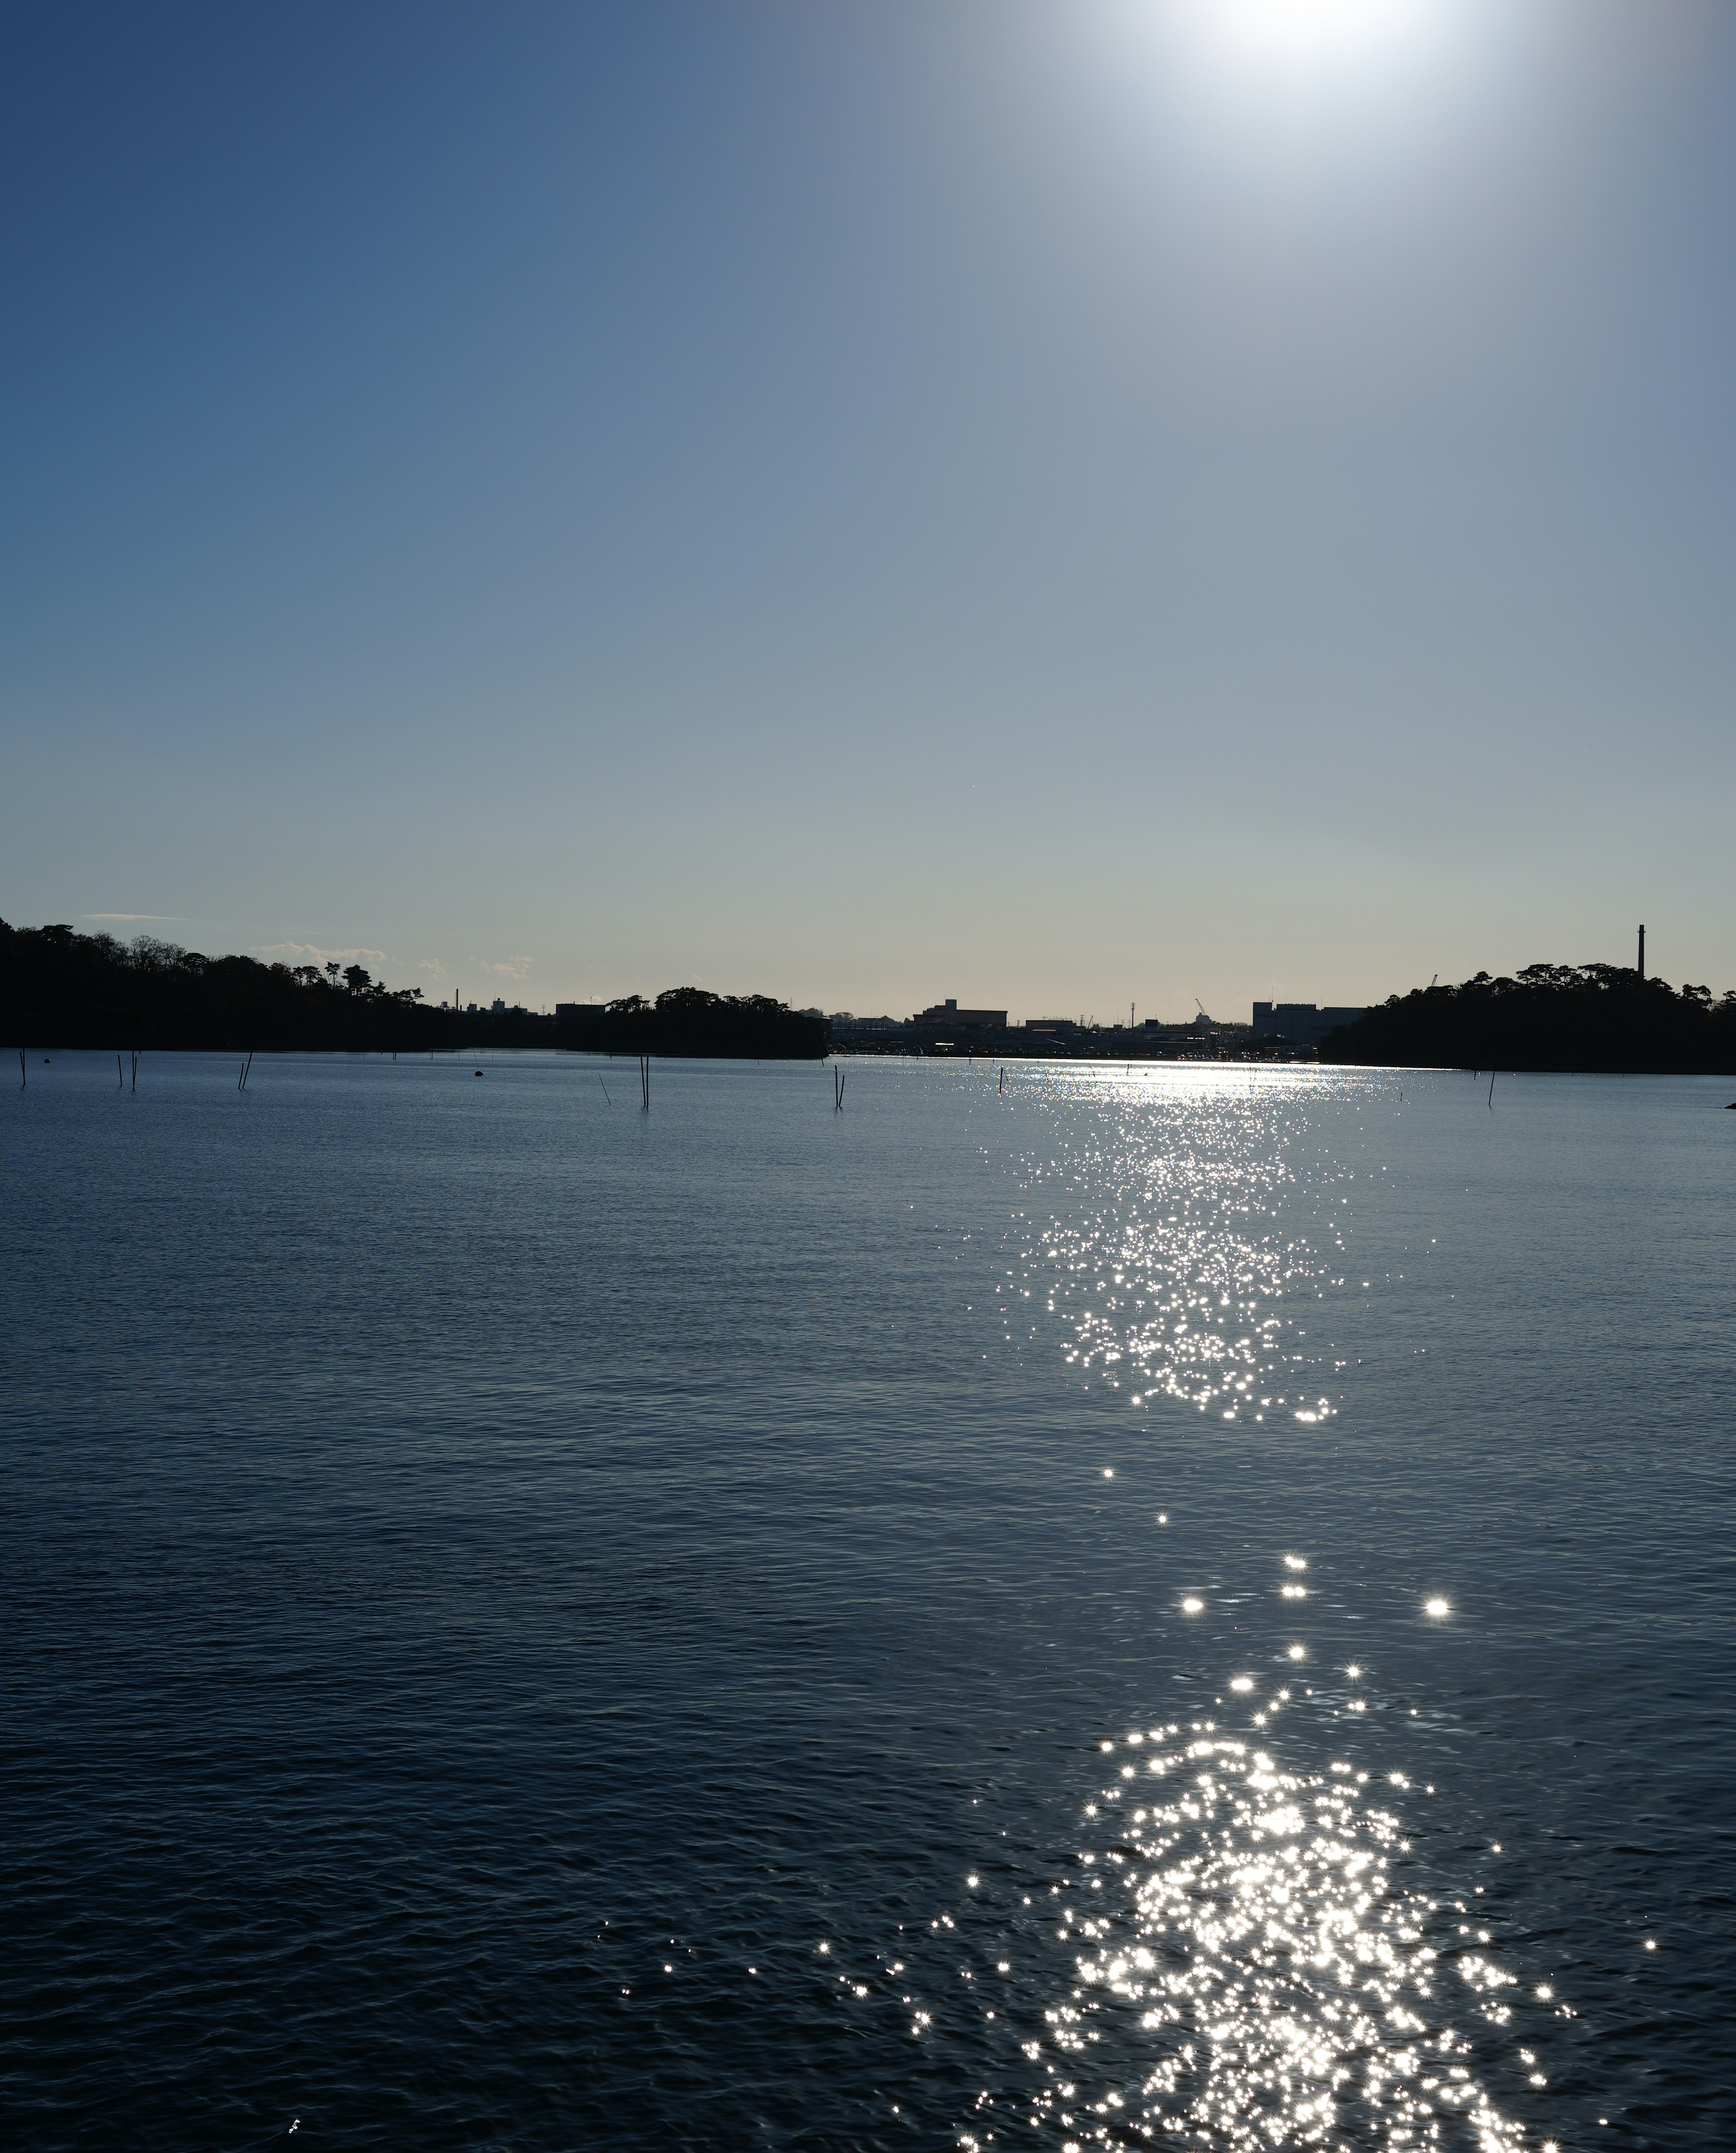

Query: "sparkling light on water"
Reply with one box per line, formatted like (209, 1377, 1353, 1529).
(906, 1629, 1565, 2153)
(1005, 1072, 1363, 1417)
(1002, 1721, 1535, 2153)
(940, 1075, 1562, 2149)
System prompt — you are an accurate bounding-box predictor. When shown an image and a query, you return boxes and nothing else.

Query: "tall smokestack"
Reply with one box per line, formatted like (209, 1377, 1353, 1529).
(1638, 924, 1645, 980)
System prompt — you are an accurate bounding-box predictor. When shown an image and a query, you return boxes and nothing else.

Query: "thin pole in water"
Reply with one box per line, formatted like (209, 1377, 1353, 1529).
(18, 1046, 24, 1089)
(1488, 1070, 1495, 1108)
(131, 1050, 139, 1091)
(599, 1076, 612, 1105)
(118, 1054, 123, 1087)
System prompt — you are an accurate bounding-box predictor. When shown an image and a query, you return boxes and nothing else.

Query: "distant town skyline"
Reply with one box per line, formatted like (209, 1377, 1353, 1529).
(5, 3, 1734, 1014)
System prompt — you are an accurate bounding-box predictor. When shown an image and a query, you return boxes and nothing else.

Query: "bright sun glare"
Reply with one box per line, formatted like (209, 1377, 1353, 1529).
(1211, 0, 1435, 66)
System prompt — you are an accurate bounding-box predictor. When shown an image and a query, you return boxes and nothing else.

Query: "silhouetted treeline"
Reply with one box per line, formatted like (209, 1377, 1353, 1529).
(3, 920, 477, 1050)
(0, 921, 827, 1058)
(1325, 963, 1736, 1073)
(561, 988, 827, 1059)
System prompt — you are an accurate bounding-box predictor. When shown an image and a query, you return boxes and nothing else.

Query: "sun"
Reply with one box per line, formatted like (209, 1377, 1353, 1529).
(1208, 0, 1437, 68)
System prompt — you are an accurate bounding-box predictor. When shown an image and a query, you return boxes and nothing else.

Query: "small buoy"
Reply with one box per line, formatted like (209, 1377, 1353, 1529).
(475, 1069, 484, 1076)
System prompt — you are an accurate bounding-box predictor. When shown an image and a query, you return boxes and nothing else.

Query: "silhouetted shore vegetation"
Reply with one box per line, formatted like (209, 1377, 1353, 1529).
(0, 921, 827, 1058)
(1326, 963, 1736, 1073)
(560, 987, 827, 1060)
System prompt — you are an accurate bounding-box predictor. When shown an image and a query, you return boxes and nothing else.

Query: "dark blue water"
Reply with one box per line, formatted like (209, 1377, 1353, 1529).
(4, 1054, 1732, 2151)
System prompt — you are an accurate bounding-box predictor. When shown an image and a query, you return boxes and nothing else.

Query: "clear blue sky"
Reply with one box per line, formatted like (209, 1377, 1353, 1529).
(4, 0, 1732, 1019)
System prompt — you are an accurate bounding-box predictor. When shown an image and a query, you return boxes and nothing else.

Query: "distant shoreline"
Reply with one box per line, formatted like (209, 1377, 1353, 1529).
(0, 921, 827, 1062)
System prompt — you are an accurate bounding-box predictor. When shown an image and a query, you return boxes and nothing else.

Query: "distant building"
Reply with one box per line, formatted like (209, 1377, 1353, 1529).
(491, 997, 507, 1015)
(916, 997, 1008, 1032)
(1251, 1001, 1365, 1049)
(830, 1012, 903, 1038)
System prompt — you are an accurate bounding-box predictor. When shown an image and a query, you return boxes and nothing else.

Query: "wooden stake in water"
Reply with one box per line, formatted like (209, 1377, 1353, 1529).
(18, 1046, 24, 1089)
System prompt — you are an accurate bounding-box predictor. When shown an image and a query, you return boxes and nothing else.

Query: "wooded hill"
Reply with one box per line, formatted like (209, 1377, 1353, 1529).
(561, 988, 826, 1059)
(1326, 963, 1736, 1073)
(0, 921, 828, 1058)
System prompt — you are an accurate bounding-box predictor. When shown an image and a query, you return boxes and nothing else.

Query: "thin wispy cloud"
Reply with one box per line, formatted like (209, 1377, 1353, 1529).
(253, 942, 389, 966)
(86, 913, 180, 922)
(418, 958, 453, 983)
(478, 956, 533, 981)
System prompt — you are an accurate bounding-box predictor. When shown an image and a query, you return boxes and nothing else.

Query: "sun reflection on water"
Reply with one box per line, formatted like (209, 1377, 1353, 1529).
(995, 1716, 1541, 2153)
(1003, 1071, 1366, 1418)
(869, 1638, 1571, 2153)
(917, 1072, 1568, 2151)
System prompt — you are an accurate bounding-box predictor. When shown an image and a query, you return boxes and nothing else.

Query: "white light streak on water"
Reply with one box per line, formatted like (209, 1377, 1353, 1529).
(1004, 1724, 1539, 2152)
(1005, 1072, 1363, 1417)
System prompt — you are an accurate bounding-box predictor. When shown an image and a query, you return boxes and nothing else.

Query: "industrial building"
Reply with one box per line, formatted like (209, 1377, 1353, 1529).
(1250, 1001, 1366, 1049)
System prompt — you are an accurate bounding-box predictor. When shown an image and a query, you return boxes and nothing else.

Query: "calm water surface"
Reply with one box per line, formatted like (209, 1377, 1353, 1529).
(3, 1054, 1732, 2151)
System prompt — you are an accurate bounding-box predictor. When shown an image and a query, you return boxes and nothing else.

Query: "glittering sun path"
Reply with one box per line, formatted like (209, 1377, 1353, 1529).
(1003, 1714, 1539, 2153)
(1003, 1071, 1375, 1422)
